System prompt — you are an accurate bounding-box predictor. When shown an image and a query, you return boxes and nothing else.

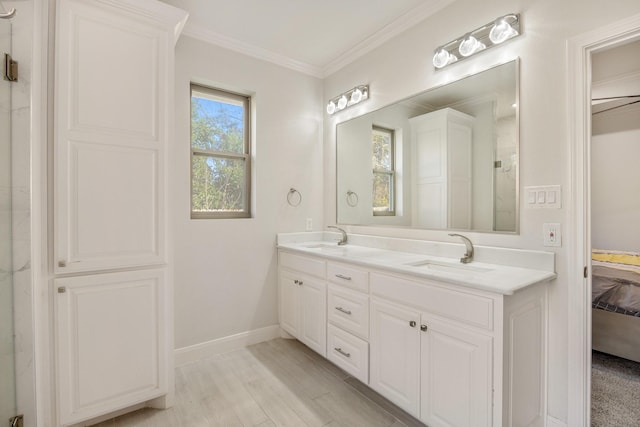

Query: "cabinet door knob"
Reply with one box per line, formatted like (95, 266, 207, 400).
(58, 260, 66, 267)
(298, 280, 303, 286)
(57, 287, 66, 293)
(294, 279, 299, 284)
(409, 320, 416, 327)
(420, 324, 428, 332)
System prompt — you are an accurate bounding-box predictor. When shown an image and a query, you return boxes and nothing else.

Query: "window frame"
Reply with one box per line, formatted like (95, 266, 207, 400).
(372, 125, 396, 216)
(190, 83, 252, 219)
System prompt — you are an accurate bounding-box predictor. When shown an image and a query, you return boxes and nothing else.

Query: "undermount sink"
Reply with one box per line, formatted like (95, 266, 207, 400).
(405, 259, 493, 274)
(302, 243, 339, 249)
(302, 243, 383, 258)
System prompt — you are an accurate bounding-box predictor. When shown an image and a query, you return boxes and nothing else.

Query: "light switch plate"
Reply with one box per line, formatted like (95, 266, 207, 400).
(525, 185, 561, 209)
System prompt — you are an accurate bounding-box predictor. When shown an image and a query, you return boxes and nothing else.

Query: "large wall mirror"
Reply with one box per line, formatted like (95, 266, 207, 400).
(336, 59, 519, 233)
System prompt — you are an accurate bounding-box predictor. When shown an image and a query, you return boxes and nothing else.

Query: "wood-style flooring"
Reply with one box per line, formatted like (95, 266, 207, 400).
(92, 338, 425, 427)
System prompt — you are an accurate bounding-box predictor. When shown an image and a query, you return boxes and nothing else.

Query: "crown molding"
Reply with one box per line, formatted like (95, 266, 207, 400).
(322, 0, 455, 77)
(182, 23, 325, 78)
(181, 0, 454, 79)
(97, 0, 188, 43)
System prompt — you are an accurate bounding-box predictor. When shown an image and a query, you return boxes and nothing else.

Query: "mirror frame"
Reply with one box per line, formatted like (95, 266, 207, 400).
(335, 58, 520, 234)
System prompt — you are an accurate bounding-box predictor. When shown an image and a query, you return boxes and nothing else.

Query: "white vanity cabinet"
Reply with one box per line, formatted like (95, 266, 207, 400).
(278, 252, 327, 357)
(277, 246, 549, 427)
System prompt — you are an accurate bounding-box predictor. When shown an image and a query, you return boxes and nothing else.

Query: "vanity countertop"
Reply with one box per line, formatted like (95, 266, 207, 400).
(277, 240, 556, 295)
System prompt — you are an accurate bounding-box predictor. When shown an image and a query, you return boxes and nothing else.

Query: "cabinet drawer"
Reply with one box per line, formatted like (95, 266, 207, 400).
(370, 273, 494, 331)
(328, 284, 369, 340)
(327, 324, 369, 384)
(327, 262, 368, 292)
(279, 251, 326, 278)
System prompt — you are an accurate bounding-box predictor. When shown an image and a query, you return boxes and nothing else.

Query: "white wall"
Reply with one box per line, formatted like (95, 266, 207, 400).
(592, 104, 640, 252)
(322, 0, 640, 423)
(172, 37, 323, 349)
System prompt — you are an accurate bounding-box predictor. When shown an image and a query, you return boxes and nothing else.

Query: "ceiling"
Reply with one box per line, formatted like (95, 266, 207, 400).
(160, 0, 455, 77)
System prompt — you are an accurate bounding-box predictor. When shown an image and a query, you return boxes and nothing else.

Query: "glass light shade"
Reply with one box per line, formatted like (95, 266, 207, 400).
(337, 95, 348, 110)
(326, 101, 336, 115)
(433, 48, 452, 68)
(350, 88, 363, 104)
(489, 19, 518, 44)
(459, 34, 485, 57)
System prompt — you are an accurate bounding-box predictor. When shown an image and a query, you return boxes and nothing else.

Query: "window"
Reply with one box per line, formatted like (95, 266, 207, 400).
(190, 84, 251, 219)
(372, 126, 395, 216)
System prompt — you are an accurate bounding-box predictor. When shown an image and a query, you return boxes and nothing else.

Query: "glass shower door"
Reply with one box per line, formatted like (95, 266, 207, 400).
(0, 15, 17, 425)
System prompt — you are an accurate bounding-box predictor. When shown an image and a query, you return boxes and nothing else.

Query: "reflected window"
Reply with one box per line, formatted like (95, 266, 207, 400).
(372, 126, 395, 216)
(190, 84, 251, 219)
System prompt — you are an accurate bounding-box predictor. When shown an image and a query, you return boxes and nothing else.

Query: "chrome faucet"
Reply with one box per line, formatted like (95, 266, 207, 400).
(328, 226, 348, 246)
(449, 233, 474, 264)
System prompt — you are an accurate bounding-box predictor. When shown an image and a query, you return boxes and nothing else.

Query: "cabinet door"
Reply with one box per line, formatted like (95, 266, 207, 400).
(420, 316, 492, 427)
(279, 270, 300, 337)
(54, 0, 176, 274)
(55, 269, 167, 426)
(298, 275, 327, 357)
(370, 299, 420, 416)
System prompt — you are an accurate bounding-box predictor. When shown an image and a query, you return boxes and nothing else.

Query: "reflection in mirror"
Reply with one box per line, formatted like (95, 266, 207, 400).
(336, 59, 519, 233)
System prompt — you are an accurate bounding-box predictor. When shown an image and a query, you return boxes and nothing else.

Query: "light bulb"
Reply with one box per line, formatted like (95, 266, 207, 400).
(337, 95, 348, 110)
(350, 88, 363, 104)
(326, 101, 336, 115)
(433, 47, 455, 68)
(459, 34, 484, 57)
(489, 18, 518, 44)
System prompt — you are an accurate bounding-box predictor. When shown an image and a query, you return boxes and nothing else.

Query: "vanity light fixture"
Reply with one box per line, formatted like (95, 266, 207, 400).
(326, 85, 369, 115)
(433, 13, 520, 69)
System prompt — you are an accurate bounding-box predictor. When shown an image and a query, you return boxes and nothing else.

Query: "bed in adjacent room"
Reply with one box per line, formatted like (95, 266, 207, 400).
(592, 249, 640, 363)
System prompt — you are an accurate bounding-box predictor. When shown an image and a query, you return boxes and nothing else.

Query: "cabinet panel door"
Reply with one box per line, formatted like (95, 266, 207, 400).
(299, 275, 327, 357)
(54, 0, 168, 274)
(370, 299, 420, 416)
(420, 316, 492, 427)
(279, 270, 299, 337)
(55, 269, 167, 425)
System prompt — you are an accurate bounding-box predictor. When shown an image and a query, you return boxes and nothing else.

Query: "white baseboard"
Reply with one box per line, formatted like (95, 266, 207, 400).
(174, 325, 281, 366)
(547, 415, 568, 427)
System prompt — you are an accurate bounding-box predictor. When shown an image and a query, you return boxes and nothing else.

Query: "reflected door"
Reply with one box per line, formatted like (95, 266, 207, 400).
(0, 16, 17, 425)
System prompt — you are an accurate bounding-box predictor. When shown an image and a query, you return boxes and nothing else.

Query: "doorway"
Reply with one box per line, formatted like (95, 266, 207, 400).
(568, 13, 640, 427)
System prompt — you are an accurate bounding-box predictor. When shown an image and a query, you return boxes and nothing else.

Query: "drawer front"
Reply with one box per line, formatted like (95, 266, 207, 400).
(279, 251, 326, 278)
(327, 324, 369, 384)
(328, 284, 369, 340)
(370, 273, 494, 331)
(327, 262, 369, 292)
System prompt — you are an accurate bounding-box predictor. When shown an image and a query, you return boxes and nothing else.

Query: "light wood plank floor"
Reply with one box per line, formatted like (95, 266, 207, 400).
(91, 338, 426, 427)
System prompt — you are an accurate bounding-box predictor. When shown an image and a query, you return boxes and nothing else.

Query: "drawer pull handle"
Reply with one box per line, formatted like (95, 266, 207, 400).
(334, 347, 351, 358)
(335, 274, 352, 281)
(335, 306, 352, 315)
(409, 320, 416, 327)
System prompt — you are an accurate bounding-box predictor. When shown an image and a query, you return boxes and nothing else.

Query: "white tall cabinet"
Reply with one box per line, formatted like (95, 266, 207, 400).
(52, 1, 187, 425)
(410, 108, 474, 229)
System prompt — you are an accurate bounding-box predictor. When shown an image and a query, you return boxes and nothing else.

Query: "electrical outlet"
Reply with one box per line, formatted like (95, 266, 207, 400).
(305, 218, 313, 231)
(543, 223, 561, 247)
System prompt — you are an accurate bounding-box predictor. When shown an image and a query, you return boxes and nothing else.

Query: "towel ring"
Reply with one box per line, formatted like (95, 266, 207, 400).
(346, 190, 359, 207)
(287, 188, 302, 207)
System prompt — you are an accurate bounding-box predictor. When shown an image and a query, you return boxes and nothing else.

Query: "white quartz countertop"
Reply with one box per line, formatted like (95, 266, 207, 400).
(277, 240, 556, 295)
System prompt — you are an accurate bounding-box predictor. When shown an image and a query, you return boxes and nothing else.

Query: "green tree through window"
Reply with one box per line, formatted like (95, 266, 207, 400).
(372, 126, 395, 216)
(191, 84, 251, 218)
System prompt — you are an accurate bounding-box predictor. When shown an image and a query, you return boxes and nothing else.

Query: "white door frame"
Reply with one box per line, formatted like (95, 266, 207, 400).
(567, 13, 640, 426)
